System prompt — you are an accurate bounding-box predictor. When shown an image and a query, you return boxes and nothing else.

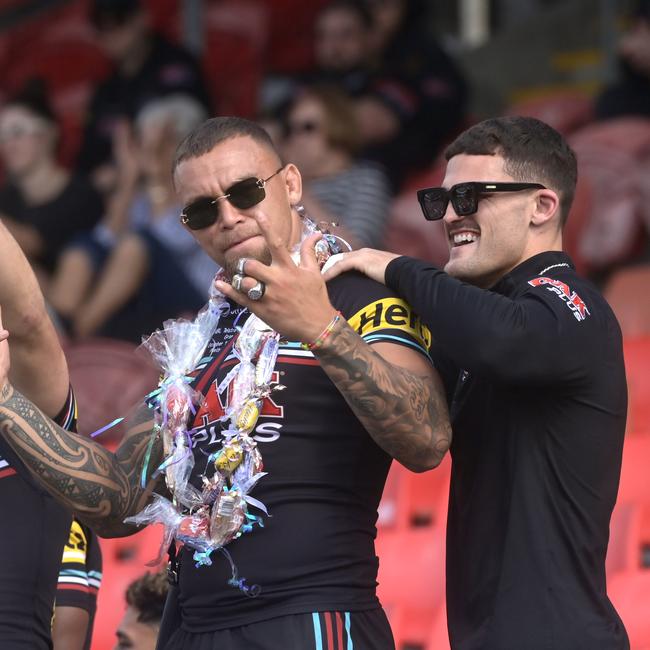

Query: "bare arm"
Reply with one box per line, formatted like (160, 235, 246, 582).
(52, 607, 89, 650)
(0, 383, 165, 537)
(0, 219, 68, 416)
(313, 320, 450, 471)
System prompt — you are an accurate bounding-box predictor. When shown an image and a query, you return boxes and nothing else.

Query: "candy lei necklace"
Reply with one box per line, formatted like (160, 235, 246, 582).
(125, 215, 343, 595)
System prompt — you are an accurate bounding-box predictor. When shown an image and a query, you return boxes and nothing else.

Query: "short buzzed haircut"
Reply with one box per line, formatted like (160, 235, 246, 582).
(173, 116, 279, 173)
(445, 116, 578, 226)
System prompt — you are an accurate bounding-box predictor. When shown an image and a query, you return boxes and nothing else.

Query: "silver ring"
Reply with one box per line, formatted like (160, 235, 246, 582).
(236, 257, 249, 276)
(232, 274, 244, 292)
(247, 281, 265, 301)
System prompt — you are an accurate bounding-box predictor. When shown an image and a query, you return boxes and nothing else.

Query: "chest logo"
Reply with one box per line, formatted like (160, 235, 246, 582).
(528, 277, 591, 322)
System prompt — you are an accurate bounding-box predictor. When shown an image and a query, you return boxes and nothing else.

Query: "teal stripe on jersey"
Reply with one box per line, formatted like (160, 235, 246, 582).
(312, 612, 324, 650)
(345, 612, 353, 649)
(363, 333, 430, 357)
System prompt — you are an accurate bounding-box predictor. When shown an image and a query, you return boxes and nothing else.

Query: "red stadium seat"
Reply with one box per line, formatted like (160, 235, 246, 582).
(505, 91, 593, 136)
(377, 525, 446, 649)
(607, 570, 650, 650)
(202, 2, 268, 118)
(377, 456, 451, 530)
(64, 338, 159, 444)
(622, 337, 650, 434)
(425, 602, 451, 650)
(376, 461, 450, 648)
(606, 269, 650, 339)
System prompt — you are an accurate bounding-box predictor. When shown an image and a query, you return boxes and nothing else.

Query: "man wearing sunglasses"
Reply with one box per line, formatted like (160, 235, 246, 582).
(0, 117, 451, 650)
(322, 115, 629, 649)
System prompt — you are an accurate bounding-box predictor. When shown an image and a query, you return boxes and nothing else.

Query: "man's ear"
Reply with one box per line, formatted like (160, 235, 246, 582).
(531, 189, 560, 228)
(284, 163, 302, 205)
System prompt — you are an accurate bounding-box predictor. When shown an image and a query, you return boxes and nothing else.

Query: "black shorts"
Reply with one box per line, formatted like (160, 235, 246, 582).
(163, 609, 395, 650)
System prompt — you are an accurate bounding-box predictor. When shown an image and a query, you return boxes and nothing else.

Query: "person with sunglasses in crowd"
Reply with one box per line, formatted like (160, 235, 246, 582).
(322, 116, 629, 649)
(0, 116, 451, 650)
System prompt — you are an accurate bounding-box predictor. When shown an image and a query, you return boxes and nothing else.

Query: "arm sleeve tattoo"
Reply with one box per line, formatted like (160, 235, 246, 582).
(314, 320, 451, 471)
(0, 385, 166, 537)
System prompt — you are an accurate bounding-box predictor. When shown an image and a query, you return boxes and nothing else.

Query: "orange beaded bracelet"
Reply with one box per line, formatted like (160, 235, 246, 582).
(301, 311, 343, 351)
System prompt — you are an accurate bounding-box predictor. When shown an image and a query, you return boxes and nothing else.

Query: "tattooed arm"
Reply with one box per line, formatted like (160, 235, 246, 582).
(314, 319, 451, 472)
(0, 382, 165, 537)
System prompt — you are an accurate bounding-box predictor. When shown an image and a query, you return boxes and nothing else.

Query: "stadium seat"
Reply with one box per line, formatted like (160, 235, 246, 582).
(377, 524, 446, 649)
(505, 91, 593, 136)
(64, 338, 159, 444)
(606, 269, 650, 340)
(203, 2, 268, 118)
(608, 570, 650, 650)
(425, 602, 451, 650)
(0, 24, 111, 165)
(377, 456, 451, 530)
(621, 337, 650, 433)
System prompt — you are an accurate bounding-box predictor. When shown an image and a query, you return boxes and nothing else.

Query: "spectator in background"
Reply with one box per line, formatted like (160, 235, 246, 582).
(115, 571, 168, 650)
(53, 519, 103, 650)
(595, 0, 650, 120)
(310, 0, 466, 189)
(0, 80, 104, 286)
(281, 85, 391, 249)
(49, 94, 216, 341)
(77, 0, 210, 193)
(360, 0, 468, 188)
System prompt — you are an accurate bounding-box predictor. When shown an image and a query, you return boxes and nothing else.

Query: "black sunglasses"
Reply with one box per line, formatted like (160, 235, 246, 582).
(417, 182, 547, 221)
(180, 167, 284, 230)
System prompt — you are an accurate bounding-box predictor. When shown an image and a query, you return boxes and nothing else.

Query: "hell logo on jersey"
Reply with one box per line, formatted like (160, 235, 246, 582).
(528, 277, 591, 322)
(348, 297, 432, 348)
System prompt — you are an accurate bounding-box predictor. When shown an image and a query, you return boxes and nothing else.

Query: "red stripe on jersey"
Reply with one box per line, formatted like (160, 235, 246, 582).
(0, 468, 17, 479)
(336, 612, 344, 650)
(276, 357, 320, 366)
(57, 584, 90, 593)
(324, 612, 335, 650)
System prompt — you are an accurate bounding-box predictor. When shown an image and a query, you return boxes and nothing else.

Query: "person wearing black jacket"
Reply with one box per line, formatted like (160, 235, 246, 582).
(323, 116, 630, 650)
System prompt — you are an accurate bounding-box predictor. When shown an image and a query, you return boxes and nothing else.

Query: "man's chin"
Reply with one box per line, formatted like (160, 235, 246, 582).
(223, 246, 271, 279)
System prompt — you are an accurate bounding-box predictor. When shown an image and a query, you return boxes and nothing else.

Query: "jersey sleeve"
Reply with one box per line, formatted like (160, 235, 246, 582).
(53, 386, 78, 433)
(385, 256, 616, 386)
(327, 271, 432, 360)
(55, 519, 102, 612)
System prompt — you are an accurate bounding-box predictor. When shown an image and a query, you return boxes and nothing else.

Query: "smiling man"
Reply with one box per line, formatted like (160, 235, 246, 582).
(0, 117, 451, 650)
(324, 116, 630, 650)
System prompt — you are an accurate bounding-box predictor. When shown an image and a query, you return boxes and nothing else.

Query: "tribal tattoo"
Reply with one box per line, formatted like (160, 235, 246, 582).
(0, 384, 165, 537)
(314, 320, 451, 471)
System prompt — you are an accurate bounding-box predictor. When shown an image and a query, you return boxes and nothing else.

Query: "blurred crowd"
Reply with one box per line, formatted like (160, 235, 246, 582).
(0, 0, 648, 345)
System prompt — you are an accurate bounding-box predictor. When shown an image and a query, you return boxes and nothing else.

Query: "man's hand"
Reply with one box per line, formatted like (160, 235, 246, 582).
(321, 248, 400, 285)
(0, 307, 10, 401)
(215, 213, 338, 343)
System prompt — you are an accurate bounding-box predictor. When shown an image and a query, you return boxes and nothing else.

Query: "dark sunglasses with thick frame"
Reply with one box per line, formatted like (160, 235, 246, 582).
(180, 167, 285, 231)
(416, 182, 547, 222)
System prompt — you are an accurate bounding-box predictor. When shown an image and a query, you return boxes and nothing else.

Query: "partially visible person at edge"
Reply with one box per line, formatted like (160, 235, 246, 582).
(322, 116, 629, 650)
(115, 571, 169, 650)
(0, 219, 81, 649)
(0, 116, 451, 650)
(53, 518, 103, 650)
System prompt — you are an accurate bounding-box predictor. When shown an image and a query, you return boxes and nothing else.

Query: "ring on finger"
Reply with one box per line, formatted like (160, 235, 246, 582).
(232, 274, 244, 292)
(247, 281, 265, 301)
(236, 257, 249, 276)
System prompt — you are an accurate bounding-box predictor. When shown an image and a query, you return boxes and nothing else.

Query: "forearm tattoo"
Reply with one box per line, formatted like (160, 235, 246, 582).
(314, 321, 451, 470)
(0, 385, 164, 536)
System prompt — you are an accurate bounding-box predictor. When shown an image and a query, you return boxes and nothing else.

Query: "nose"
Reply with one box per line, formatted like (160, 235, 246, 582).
(214, 197, 247, 229)
(443, 200, 465, 225)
